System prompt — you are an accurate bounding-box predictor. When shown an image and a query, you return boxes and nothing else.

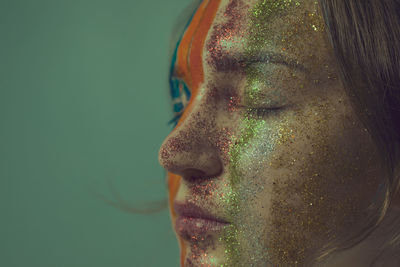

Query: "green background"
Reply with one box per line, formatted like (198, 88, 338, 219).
(0, 0, 190, 266)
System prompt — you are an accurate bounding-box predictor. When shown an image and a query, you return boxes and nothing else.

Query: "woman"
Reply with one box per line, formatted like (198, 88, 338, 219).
(158, 0, 400, 266)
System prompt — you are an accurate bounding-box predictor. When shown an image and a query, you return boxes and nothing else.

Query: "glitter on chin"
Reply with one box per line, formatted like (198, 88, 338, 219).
(202, 0, 341, 266)
(164, 0, 371, 266)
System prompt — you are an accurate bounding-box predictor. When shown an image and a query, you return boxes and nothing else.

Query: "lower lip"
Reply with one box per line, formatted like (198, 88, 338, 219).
(175, 215, 229, 240)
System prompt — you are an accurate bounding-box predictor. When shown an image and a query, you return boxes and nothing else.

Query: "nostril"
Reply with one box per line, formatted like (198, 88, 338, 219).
(181, 168, 207, 183)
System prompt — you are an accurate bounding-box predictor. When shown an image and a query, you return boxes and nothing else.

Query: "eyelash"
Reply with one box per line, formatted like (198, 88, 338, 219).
(168, 107, 282, 127)
(246, 107, 283, 118)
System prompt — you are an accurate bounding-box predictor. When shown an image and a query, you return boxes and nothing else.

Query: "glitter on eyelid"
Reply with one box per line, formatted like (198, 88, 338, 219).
(210, 1, 308, 266)
(165, 0, 371, 266)
(215, 0, 339, 266)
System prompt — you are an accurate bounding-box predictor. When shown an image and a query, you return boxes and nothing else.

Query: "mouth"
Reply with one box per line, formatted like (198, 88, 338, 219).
(173, 201, 230, 241)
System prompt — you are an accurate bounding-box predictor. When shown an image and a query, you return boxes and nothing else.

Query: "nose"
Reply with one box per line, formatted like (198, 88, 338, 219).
(158, 99, 223, 184)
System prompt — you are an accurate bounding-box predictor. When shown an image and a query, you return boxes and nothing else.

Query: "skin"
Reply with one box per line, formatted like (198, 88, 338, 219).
(159, 0, 400, 266)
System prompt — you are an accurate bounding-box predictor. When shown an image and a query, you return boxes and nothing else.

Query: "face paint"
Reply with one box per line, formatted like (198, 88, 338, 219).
(166, 1, 222, 266)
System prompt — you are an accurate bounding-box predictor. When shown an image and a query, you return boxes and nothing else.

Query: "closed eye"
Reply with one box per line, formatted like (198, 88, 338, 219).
(245, 106, 285, 118)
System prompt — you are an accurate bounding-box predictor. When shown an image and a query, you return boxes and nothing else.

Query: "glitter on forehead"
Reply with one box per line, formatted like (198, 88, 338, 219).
(206, 0, 249, 69)
(163, 0, 375, 266)
(213, 0, 341, 266)
(247, 0, 300, 50)
(213, 0, 304, 265)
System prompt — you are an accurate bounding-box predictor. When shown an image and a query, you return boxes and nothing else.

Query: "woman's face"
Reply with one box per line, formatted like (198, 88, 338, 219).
(159, 0, 384, 266)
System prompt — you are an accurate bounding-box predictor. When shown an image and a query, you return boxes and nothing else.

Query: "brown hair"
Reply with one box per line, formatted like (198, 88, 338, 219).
(309, 0, 400, 265)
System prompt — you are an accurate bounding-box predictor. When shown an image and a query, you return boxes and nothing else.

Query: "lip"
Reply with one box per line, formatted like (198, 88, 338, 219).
(174, 202, 230, 240)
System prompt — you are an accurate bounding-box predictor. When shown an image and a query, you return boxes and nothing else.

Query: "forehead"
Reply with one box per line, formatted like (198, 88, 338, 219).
(173, 0, 328, 90)
(206, 0, 323, 63)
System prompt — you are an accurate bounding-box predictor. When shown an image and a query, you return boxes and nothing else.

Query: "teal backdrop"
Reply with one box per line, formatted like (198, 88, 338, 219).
(0, 0, 188, 266)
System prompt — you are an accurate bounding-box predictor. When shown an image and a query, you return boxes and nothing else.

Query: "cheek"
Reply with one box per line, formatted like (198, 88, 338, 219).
(227, 115, 287, 201)
(229, 100, 382, 265)
(232, 121, 281, 175)
(264, 105, 380, 264)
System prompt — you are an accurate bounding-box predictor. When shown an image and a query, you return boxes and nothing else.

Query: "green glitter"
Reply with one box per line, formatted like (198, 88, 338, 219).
(220, 0, 307, 266)
(248, 0, 300, 49)
(243, 63, 286, 108)
(229, 116, 266, 186)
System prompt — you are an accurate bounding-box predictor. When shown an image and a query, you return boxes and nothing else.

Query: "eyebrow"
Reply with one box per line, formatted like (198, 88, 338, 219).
(211, 51, 308, 73)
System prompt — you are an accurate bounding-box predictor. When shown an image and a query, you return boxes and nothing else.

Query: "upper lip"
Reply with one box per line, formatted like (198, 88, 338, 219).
(173, 201, 230, 224)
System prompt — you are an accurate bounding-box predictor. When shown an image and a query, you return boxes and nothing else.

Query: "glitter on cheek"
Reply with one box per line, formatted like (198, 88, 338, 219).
(200, 1, 310, 266)
(218, 112, 290, 266)
(215, 127, 235, 166)
(229, 116, 285, 182)
(174, 0, 348, 266)
(214, 1, 337, 266)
